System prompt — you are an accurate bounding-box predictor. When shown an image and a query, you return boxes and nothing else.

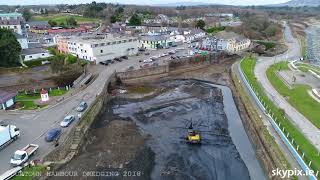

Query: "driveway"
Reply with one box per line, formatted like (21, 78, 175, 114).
(254, 22, 320, 151)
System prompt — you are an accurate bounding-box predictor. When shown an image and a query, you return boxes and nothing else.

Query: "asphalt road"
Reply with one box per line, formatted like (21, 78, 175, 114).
(254, 22, 320, 151)
(0, 43, 192, 175)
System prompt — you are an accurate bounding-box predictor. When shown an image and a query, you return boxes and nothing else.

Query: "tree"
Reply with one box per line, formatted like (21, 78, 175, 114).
(128, 13, 141, 26)
(22, 9, 32, 21)
(0, 29, 22, 67)
(48, 20, 57, 27)
(66, 17, 77, 26)
(195, 19, 205, 30)
(64, 54, 77, 64)
(110, 15, 117, 23)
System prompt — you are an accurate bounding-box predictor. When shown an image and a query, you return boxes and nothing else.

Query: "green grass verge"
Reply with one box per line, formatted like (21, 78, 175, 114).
(31, 14, 99, 24)
(16, 89, 68, 110)
(296, 63, 320, 76)
(232, 69, 292, 177)
(12, 165, 45, 180)
(240, 56, 320, 176)
(256, 41, 276, 50)
(267, 62, 320, 129)
(205, 26, 226, 34)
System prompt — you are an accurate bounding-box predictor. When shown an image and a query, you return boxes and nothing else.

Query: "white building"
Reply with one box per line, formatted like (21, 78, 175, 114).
(67, 34, 139, 63)
(14, 33, 28, 49)
(0, 13, 26, 36)
(215, 31, 251, 54)
(22, 48, 52, 61)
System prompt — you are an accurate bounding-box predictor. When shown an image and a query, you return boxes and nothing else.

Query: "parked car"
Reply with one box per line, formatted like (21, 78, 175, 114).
(171, 44, 178, 47)
(127, 66, 134, 71)
(120, 56, 128, 60)
(45, 128, 61, 142)
(142, 63, 150, 68)
(76, 102, 87, 112)
(138, 48, 146, 52)
(60, 115, 75, 127)
(144, 52, 150, 56)
(114, 58, 122, 62)
(106, 59, 114, 64)
(150, 56, 158, 60)
(143, 59, 153, 63)
(99, 61, 108, 66)
(168, 51, 175, 55)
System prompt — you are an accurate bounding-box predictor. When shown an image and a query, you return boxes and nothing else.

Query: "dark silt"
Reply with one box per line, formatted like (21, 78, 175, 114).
(50, 80, 265, 180)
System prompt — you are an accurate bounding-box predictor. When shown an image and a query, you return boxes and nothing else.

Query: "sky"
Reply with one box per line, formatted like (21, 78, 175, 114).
(0, 0, 290, 6)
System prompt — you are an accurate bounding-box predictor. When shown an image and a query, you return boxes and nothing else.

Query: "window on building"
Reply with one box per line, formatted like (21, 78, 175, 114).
(80, 44, 83, 46)
(42, 54, 44, 56)
(100, 50, 103, 53)
(29, 56, 32, 58)
(84, 50, 87, 53)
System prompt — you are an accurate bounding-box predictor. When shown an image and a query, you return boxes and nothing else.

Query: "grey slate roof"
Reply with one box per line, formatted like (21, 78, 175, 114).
(0, 90, 16, 104)
(22, 48, 47, 55)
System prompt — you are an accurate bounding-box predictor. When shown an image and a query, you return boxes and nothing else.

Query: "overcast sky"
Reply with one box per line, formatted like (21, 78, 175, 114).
(0, 0, 290, 6)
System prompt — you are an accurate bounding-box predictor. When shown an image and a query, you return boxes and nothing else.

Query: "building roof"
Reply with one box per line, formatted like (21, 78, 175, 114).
(14, 32, 25, 39)
(0, 19, 23, 25)
(0, 90, 16, 104)
(215, 31, 246, 41)
(69, 34, 138, 45)
(40, 89, 48, 94)
(140, 35, 168, 42)
(22, 48, 47, 55)
(0, 13, 22, 17)
(47, 27, 87, 34)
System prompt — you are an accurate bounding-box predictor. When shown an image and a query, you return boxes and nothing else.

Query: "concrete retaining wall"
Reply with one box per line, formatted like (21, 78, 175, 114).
(44, 72, 116, 167)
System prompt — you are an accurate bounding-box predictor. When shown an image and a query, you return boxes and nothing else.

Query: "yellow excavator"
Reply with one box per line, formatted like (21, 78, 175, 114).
(185, 122, 201, 144)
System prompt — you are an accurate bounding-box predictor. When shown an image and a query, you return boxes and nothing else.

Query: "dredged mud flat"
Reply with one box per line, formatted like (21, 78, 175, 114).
(51, 80, 251, 180)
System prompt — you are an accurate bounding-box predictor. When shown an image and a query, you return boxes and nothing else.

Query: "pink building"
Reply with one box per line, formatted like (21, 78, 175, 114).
(56, 36, 69, 54)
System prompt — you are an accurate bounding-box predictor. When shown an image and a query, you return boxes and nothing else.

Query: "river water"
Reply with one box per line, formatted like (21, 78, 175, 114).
(306, 25, 320, 65)
(51, 80, 265, 180)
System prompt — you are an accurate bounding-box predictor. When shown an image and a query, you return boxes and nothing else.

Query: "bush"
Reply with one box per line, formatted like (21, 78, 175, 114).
(24, 56, 54, 67)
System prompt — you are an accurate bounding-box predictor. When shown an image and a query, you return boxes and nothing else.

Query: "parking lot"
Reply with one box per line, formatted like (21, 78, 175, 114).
(98, 42, 196, 72)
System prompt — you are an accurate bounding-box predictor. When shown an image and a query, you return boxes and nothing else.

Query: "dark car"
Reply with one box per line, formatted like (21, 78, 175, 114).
(121, 56, 128, 59)
(114, 58, 122, 62)
(106, 59, 114, 64)
(45, 128, 61, 142)
(144, 52, 150, 56)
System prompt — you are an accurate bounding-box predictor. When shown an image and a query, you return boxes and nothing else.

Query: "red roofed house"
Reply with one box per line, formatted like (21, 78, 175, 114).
(0, 90, 17, 110)
(47, 27, 87, 35)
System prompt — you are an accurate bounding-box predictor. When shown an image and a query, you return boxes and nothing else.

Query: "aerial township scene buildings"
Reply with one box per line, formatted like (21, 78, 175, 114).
(0, 0, 320, 180)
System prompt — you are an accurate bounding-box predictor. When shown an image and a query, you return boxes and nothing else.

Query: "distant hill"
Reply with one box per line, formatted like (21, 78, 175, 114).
(276, 0, 320, 7)
(156, 1, 218, 7)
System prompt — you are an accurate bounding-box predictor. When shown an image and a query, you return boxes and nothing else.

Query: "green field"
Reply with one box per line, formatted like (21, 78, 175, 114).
(240, 56, 320, 175)
(296, 63, 320, 76)
(267, 62, 320, 129)
(31, 14, 99, 24)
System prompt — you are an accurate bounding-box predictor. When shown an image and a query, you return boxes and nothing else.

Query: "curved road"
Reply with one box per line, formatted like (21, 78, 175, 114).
(254, 22, 320, 151)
